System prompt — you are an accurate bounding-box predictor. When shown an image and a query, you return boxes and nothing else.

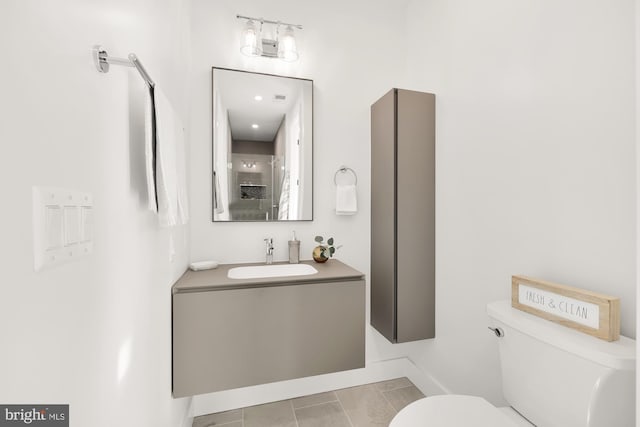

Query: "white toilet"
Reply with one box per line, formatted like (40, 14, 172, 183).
(391, 300, 636, 427)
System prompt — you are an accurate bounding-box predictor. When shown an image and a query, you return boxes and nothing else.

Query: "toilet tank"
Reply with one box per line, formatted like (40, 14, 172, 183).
(487, 300, 635, 427)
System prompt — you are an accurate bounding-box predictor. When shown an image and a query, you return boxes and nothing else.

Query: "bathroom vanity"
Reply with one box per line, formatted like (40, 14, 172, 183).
(172, 260, 365, 397)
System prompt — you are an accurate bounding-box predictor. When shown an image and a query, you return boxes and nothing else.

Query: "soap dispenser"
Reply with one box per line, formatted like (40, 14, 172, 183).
(288, 231, 300, 264)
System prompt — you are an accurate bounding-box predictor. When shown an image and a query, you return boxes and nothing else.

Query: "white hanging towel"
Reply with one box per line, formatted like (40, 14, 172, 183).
(144, 86, 158, 213)
(175, 121, 189, 224)
(336, 184, 357, 215)
(154, 87, 189, 227)
(213, 171, 224, 214)
(278, 172, 290, 220)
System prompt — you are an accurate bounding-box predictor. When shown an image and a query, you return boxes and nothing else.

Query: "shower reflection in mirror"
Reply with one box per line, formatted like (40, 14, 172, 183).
(212, 67, 313, 222)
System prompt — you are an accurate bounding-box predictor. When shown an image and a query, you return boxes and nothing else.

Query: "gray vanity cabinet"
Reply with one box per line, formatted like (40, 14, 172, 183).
(371, 88, 435, 343)
(172, 260, 365, 397)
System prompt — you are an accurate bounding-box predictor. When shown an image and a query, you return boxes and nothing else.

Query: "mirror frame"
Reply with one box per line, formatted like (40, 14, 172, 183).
(211, 67, 314, 222)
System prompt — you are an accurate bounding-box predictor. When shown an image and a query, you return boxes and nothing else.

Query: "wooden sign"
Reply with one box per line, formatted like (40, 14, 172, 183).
(511, 275, 620, 341)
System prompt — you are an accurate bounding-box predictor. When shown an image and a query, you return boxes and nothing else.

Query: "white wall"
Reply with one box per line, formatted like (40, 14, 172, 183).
(405, 0, 636, 404)
(636, 0, 640, 421)
(0, 1, 192, 426)
(191, 0, 636, 410)
(189, 0, 424, 370)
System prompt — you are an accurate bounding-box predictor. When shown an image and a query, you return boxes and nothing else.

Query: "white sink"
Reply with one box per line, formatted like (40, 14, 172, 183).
(227, 264, 318, 279)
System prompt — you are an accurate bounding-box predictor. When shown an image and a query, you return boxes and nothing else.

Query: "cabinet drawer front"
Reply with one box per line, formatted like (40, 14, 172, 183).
(173, 280, 365, 397)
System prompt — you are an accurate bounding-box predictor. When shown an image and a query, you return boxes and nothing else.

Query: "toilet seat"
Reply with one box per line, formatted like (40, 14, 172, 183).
(390, 395, 519, 427)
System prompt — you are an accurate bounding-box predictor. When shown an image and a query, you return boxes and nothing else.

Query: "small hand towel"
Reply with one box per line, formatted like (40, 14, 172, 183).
(154, 87, 189, 227)
(336, 184, 357, 215)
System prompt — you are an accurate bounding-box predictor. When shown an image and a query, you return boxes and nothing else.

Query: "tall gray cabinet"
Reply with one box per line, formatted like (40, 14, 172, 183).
(371, 88, 435, 343)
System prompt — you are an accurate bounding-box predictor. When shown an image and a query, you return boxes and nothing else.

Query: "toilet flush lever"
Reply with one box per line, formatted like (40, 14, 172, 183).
(488, 327, 504, 338)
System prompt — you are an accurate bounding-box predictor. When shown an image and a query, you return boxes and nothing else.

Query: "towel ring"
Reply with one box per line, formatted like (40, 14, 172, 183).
(334, 166, 358, 185)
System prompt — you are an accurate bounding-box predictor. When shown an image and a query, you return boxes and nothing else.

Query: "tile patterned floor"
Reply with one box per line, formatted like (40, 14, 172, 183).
(193, 377, 425, 427)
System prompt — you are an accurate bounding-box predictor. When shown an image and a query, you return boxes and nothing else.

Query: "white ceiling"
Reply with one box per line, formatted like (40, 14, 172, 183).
(215, 68, 305, 142)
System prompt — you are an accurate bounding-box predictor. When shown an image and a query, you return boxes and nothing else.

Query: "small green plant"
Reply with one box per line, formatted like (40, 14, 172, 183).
(314, 235, 339, 258)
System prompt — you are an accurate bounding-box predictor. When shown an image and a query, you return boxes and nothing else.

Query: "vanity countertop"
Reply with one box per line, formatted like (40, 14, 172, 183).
(173, 259, 364, 293)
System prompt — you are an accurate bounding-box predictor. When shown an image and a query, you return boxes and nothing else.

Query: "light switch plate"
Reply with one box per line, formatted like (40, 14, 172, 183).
(33, 187, 94, 272)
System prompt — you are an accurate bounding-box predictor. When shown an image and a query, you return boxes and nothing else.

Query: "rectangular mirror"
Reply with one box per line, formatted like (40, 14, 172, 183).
(212, 67, 313, 222)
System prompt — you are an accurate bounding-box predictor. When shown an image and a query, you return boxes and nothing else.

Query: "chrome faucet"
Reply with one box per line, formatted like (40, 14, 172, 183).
(264, 238, 274, 264)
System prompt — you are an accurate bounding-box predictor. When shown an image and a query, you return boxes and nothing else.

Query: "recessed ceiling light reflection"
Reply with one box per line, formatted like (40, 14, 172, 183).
(254, 95, 263, 101)
(252, 124, 259, 129)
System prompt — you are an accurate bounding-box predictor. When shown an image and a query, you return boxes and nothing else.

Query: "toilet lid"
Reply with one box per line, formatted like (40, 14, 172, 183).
(390, 395, 519, 427)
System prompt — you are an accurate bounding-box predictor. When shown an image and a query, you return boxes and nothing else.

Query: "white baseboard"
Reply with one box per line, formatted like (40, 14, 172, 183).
(403, 356, 452, 396)
(192, 357, 448, 417)
(180, 397, 194, 427)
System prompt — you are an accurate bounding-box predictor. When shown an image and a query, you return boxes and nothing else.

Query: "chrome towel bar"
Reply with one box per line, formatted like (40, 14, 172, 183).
(92, 45, 155, 88)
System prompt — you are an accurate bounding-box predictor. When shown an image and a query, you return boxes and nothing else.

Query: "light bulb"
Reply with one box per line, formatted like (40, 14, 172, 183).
(278, 25, 299, 62)
(240, 20, 261, 57)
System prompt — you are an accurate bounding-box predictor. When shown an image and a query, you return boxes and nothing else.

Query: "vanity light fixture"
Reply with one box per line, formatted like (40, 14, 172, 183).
(237, 14, 302, 62)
